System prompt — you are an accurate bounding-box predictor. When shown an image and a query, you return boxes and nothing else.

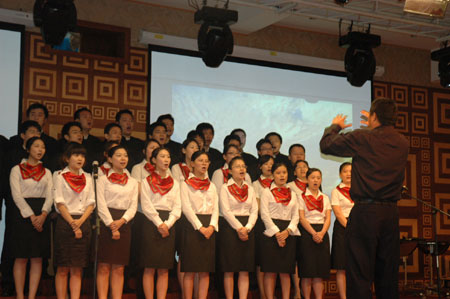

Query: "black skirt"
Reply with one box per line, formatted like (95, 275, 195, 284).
(97, 208, 132, 265)
(54, 214, 92, 267)
(9, 198, 50, 259)
(138, 210, 176, 269)
(180, 214, 216, 273)
(129, 211, 145, 269)
(297, 224, 330, 278)
(331, 219, 346, 270)
(218, 216, 255, 273)
(260, 219, 296, 274)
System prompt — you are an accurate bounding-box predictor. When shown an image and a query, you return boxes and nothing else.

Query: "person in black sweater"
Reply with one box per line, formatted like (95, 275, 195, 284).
(265, 132, 290, 166)
(287, 144, 306, 183)
(74, 107, 103, 173)
(157, 114, 182, 166)
(196, 123, 223, 175)
(230, 128, 257, 173)
(116, 109, 144, 171)
(49, 121, 83, 172)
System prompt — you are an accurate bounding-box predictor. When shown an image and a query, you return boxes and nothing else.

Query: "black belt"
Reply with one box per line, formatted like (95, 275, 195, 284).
(356, 199, 397, 206)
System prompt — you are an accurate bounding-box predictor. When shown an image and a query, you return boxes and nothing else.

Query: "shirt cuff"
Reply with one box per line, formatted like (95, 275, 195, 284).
(210, 220, 219, 232)
(20, 207, 35, 219)
(287, 224, 301, 236)
(263, 225, 280, 237)
(244, 223, 254, 232)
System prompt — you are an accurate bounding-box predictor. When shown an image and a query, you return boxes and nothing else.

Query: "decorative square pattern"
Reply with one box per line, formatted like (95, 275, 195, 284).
(422, 188, 431, 200)
(373, 82, 389, 99)
(93, 76, 119, 104)
(91, 105, 105, 120)
(434, 142, 450, 184)
(42, 100, 58, 116)
(124, 80, 147, 106)
(29, 34, 57, 64)
(433, 92, 450, 134)
(136, 109, 147, 124)
(391, 85, 408, 107)
(411, 136, 420, 148)
(421, 137, 430, 149)
(60, 102, 74, 117)
(399, 154, 417, 207)
(399, 219, 419, 273)
(106, 107, 120, 121)
(422, 150, 430, 162)
(395, 111, 409, 133)
(421, 176, 431, 187)
(436, 193, 450, 234)
(62, 72, 89, 101)
(124, 49, 148, 76)
(411, 87, 428, 109)
(423, 227, 432, 238)
(28, 68, 57, 97)
(62, 56, 89, 69)
(94, 60, 119, 73)
(411, 113, 428, 135)
(422, 163, 431, 174)
(423, 214, 432, 226)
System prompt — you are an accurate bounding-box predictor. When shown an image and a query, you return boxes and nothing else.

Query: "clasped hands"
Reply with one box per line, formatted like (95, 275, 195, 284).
(312, 231, 325, 244)
(109, 218, 126, 240)
(275, 229, 290, 247)
(30, 212, 47, 233)
(199, 225, 215, 239)
(236, 227, 249, 242)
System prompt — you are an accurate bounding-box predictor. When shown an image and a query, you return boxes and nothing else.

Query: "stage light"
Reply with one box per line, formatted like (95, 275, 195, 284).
(431, 47, 450, 87)
(33, 0, 77, 46)
(195, 6, 238, 68)
(339, 30, 381, 87)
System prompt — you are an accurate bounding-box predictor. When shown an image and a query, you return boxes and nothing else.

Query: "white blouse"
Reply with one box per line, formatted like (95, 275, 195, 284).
(287, 180, 306, 199)
(10, 160, 53, 218)
(260, 184, 300, 237)
(131, 159, 172, 182)
(180, 173, 219, 231)
(219, 178, 258, 231)
(96, 170, 138, 226)
(140, 174, 181, 229)
(252, 175, 271, 199)
(53, 167, 96, 215)
(171, 162, 189, 183)
(331, 183, 354, 218)
(298, 188, 332, 224)
(212, 163, 252, 195)
(99, 162, 131, 177)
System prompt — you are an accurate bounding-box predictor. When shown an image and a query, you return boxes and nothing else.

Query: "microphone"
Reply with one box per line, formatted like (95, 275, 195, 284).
(92, 161, 99, 178)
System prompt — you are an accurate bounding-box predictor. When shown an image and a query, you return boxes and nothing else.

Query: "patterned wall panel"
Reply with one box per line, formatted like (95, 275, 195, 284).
(22, 32, 148, 140)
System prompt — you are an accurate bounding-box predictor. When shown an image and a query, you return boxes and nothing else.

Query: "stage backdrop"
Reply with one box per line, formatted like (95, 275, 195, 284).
(19, 32, 450, 295)
(21, 32, 147, 140)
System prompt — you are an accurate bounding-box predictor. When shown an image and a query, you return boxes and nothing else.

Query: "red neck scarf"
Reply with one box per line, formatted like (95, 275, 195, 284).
(19, 162, 45, 182)
(186, 176, 210, 191)
(144, 162, 155, 174)
(294, 179, 307, 192)
(228, 183, 249, 202)
(179, 163, 190, 180)
(100, 165, 110, 176)
(258, 177, 272, 189)
(221, 167, 230, 183)
(147, 172, 174, 195)
(302, 192, 324, 212)
(108, 172, 128, 185)
(62, 171, 86, 193)
(336, 185, 353, 203)
(271, 187, 291, 206)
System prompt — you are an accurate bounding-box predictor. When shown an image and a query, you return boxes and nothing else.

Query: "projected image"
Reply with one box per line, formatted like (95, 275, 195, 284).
(172, 84, 351, 195)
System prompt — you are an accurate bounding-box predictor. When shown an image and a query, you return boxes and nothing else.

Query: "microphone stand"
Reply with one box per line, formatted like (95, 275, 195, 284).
(92, 163, 100, 298)
(402, 189, 450, 298)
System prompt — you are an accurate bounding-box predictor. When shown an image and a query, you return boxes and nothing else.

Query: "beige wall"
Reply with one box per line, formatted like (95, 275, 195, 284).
(0, 0, 439, 88)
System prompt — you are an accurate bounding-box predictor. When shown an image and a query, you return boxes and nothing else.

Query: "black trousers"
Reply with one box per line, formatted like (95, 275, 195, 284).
(345, 202, 399, 299)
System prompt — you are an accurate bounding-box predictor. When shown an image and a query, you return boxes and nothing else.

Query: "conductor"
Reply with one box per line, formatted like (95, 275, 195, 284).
(320, 97, 409, 299)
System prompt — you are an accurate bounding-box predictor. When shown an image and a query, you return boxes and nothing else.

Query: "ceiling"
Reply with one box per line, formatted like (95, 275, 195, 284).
(133, 0, 450, 50)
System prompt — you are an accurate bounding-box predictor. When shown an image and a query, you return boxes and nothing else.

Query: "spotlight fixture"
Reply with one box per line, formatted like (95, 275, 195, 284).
(339, 22, 381, 87)
(33, 0, 77, 46)
(195, 5, 238, 68)
(431, 47, 450, 88)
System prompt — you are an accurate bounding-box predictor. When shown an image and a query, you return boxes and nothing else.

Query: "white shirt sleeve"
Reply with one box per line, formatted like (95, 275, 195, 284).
(287, 193, 300, 235)
(209, 184, 219, 231)
(140, 178, 164, 227)
(180, 181, 203, 230)
(121, 180, 138, 223)
(260, 189, 280, 237)
(211, 169, 223, 195)
(219, 184, 244, 230)
(96, 176, 114, 226)
(9, 166, 34, 218)
(41, 170, 54, 214)
(245, 190, 259, 232)
(165, 181, 181, 229)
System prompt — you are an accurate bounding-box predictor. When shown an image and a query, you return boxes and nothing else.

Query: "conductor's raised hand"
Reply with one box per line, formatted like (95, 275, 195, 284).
(332, 114, 352, 129)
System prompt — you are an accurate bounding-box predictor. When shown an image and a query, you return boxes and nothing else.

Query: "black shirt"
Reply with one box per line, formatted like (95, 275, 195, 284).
(320, 124, 409, 202)
(121, 136, 145, 171)
(165, 139, 183, 166)
(242, 152, 258, 181)
(274, 152, 290, 166)
(207, 147, 224, 178)
(82, 135, 103, 173)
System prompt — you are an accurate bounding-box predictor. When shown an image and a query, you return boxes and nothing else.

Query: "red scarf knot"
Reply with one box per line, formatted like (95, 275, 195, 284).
(302, 193, 324, 212)
(19, 162, 45, 182)
(294, 179, 307, 192)
(144, 162, 155, 174)
(62, 172, 86, 193)
(336, 185, 353, 203)
(179, 163, 190, 180)
(271, 187, 291, 206)
(258, 177, 272, 189)
(108, 172, 128, 185)
(186, 176, 210, 191)
(147, 172, 174, 195)
(221, 167, 230, 183)
(100, 165, 110, 176)
(228, 183, 249, 202)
